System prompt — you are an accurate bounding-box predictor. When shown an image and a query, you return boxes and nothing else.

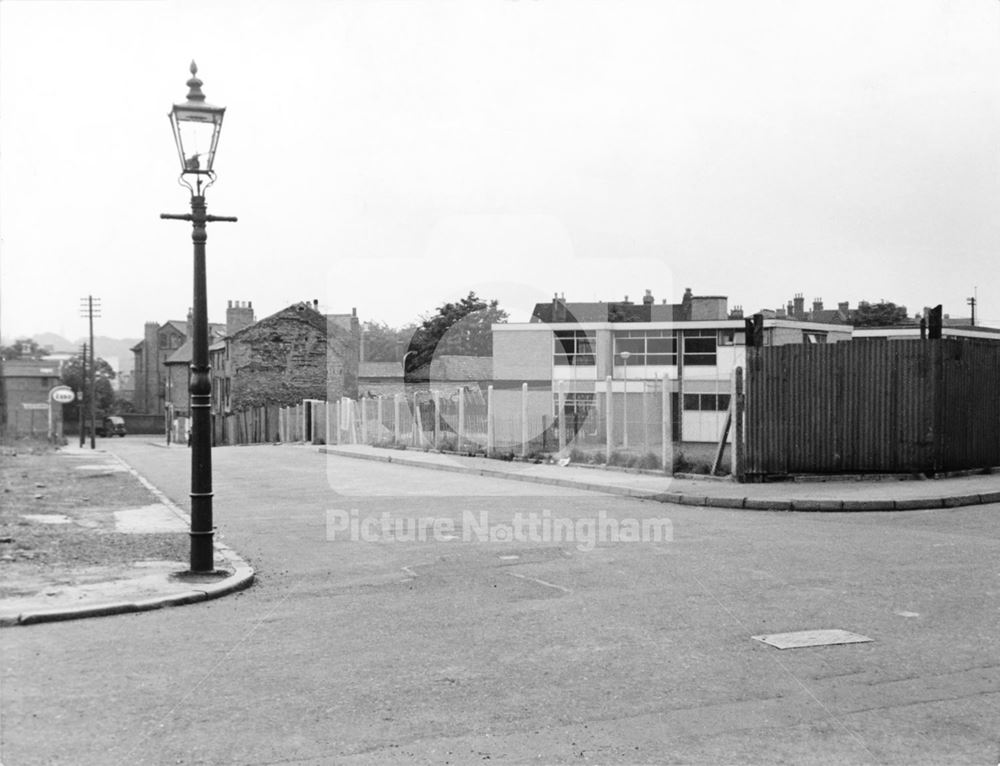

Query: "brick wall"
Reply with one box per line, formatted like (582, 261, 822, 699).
(230, 306, 330, 409)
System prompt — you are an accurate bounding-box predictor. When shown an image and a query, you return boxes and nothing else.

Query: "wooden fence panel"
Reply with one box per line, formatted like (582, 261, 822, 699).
(745, 338, 999, 477)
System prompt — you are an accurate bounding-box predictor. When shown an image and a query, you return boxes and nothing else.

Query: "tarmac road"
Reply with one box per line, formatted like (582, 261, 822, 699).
(2, 440, 999, 765)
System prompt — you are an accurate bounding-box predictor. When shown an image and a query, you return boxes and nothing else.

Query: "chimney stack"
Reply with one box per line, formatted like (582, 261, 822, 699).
(552, 292, 566, 322)
(226, 300, 255, 336)
(813, 298, 823, 313)
(643, 289, 654, 305)
(793, 294, 804, 318)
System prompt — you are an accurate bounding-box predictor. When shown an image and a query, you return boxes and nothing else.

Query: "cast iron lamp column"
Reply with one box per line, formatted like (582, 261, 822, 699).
(161, 62, 236, 573)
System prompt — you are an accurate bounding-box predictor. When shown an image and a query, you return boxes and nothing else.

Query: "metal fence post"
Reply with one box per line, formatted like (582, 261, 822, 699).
(487, 385, 495, 455)
(662, 373, 673, 475)
(393, 394, 401, 445)
(557, 380, 566, 454)
(605, 375, 613, 463)
(521, 382, 529, 457)
(377, 396, 384, 443)
(457, 387, 466, 452)
(433, 391, 441, 449)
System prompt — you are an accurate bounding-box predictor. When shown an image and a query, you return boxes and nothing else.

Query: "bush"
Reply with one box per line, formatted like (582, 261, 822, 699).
(608, 450, 628, 467)
(591, 451, 607, 465)
(526, 449, 548, 463)
(673, 451, 694, 473)
(568, 448, 588, 463)
(636, 452, 662, 470)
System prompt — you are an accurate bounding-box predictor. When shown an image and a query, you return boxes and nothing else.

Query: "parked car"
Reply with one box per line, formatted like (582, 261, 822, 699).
(95, 416, 127, 438)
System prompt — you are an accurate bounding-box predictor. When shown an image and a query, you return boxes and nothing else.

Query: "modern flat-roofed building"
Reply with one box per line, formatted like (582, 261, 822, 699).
(492, 289, 853, 443)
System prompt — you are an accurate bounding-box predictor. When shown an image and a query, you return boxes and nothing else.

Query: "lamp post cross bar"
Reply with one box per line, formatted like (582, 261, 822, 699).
(161, 213, 238, 223)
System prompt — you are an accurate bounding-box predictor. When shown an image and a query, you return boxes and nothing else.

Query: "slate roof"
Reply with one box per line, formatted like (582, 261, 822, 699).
(430, 355, 492, 381)
(359, 362, 404, 379)
(164, 326, 227, 364)
(1, 359, 61, 377)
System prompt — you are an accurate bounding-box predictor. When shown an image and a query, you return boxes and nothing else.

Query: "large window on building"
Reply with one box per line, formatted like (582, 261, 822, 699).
(613, 330, 677, 365)
(553, 330, 596, 366)
(682, 330, 717, 366)
(683, 393, 731, 411)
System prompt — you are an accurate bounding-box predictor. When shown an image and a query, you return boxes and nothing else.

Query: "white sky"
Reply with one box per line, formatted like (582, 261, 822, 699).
(3, 0, 1000, 343)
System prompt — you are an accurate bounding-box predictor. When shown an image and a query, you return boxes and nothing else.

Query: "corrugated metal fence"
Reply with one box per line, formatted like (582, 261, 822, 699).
(744, 338, 1000, 476)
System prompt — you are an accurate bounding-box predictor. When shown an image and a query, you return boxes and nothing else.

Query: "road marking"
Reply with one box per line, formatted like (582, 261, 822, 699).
(507, 571, 571, 594)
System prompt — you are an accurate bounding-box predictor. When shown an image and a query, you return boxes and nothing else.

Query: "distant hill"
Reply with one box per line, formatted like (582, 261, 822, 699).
(33, 333, 77, 353)
(28, 333, 140, 375)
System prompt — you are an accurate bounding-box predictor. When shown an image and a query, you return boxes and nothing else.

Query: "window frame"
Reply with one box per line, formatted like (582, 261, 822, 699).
(612, 329, 677, 366)
(682, 393, 732, 411)
(681, 329, 717, 366)
(553, 330, 596, 366)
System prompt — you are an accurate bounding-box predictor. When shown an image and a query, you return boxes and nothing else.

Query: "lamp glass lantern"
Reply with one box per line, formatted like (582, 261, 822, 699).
(168, 61, 226, 177)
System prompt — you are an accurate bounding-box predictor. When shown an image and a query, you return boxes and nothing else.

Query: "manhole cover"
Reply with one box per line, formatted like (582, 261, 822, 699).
(752, 629, 872, 649)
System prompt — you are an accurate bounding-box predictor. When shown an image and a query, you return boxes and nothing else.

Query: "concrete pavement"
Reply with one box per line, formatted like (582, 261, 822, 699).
(0, 444, 254, 627)
(320, 443, 1000, 511)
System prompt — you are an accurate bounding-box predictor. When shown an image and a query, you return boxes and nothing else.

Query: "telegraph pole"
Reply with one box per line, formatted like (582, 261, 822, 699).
(78, 343, 87, 448)
(80, 296, 101, 449)
(967, 289, 977, 327)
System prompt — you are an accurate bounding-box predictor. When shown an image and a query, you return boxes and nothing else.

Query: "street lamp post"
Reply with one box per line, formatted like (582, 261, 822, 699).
(161, 62, 237, 573)
(620, 351, 630, 449)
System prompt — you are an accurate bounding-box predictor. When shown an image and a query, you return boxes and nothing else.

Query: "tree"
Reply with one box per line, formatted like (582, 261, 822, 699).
(851, 301, 909, 327)
(60, 352, 116, 417)
(1, 338, 46, 360)
(405, 292, 508, 375)
(361, 321, 416, 362)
